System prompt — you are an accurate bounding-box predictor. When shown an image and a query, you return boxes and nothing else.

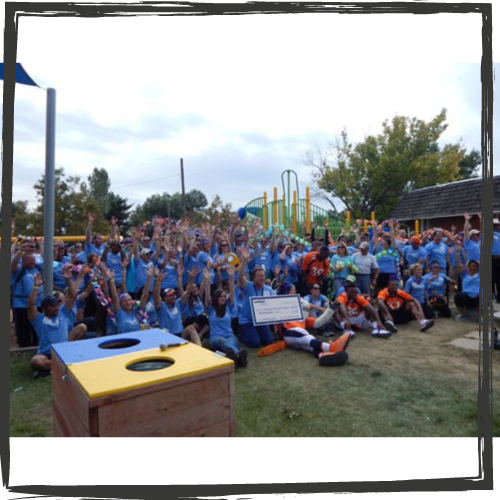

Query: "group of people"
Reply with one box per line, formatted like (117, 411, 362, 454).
(10, 210, 499, 378)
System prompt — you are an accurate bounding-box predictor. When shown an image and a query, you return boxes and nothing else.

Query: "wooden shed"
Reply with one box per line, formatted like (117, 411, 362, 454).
(390, 176, 500, 233)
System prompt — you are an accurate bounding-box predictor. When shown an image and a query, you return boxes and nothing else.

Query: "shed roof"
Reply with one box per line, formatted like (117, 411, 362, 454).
(390, 176, 500, 221)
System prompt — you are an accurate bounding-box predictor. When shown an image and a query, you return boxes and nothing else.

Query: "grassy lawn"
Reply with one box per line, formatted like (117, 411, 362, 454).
(10, 318, 500, 437)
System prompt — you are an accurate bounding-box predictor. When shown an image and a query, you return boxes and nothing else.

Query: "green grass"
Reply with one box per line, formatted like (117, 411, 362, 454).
(9, 318, 500, 437)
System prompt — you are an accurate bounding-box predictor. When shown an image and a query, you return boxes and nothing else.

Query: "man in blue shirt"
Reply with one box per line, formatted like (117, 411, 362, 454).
(238, 247, 275, 348)
(28, 268, 87, 378)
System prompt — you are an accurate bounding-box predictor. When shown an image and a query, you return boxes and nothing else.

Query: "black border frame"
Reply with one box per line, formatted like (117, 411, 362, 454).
(2, 1, 494, 497)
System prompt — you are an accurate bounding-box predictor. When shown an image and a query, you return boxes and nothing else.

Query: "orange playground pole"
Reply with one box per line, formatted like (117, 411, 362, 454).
(371, 211, 375, 223)
(273, 187, 278, 226)
(263, 192, 268, 231)
(346, 211, 351, 227)
(415, 220, 420, 235)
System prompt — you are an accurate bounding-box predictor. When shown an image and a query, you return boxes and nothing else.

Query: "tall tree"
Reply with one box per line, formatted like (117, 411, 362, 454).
(104, 192, 133, 234)
(87, 167, 111, 214)
(306, 109, 480, 220)
(32, 168, 108, 236)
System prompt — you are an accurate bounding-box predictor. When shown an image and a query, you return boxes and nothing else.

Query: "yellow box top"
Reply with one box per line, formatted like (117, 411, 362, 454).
(67, 343, 234, 399)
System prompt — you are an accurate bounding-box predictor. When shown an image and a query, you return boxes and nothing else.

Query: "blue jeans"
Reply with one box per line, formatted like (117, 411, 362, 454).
(239, 324, 274, 348)
(210, 334, 240, 354)
(356, 274, 371, 295)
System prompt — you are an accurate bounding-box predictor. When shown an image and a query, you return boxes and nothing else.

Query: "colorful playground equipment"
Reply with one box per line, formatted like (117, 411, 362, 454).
(243, 170, 347, 239)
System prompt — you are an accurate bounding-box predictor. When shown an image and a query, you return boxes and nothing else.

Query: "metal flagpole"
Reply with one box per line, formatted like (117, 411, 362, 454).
(43, 88, 56, 297)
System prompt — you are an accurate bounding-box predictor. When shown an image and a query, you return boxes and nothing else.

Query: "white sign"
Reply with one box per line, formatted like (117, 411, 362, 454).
(250, 294, 305, 326)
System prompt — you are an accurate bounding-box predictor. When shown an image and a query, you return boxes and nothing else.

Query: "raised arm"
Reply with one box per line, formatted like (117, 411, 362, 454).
(153, 269, 165, 310)
(27, 273, 44, 322)
(139, 267, 154, 310)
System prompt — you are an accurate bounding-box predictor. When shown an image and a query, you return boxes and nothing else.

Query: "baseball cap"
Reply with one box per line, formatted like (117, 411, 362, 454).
(164, 288, 176, 296)
(41, 296, 62, 308)
(410, 236, 421, 244)
(494, 218, 500, 225)
(346, 275, 356, 283)
(359, 241, 370, 249)
(140, 248, 153, 256)
(469, 229, 480, 236)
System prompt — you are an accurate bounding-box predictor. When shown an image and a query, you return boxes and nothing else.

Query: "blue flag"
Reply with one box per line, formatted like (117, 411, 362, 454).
(0, 63, 39, 87)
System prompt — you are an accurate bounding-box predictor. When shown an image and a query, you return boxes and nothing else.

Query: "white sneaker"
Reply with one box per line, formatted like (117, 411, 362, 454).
(372, 327, 391, 339)
(344, 329, 356, 338)
(419, 319, 435, 332)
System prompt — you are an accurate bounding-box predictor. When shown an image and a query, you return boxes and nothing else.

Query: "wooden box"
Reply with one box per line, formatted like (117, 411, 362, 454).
(51, 330, 235, 437)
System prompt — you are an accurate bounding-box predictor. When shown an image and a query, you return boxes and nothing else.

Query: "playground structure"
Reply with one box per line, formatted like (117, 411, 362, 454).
(244, 170, 347, 239)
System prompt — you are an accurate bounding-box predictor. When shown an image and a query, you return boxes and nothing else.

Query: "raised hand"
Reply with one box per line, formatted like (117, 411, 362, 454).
(110, 215, 118, 226)
(87, 212, 95, 224)
(34, 273, 44, 288)
(121, 257, 130, 268)
(188, 266, 200, 280)
(227, 265, 236, 277)
(62, 264, 73, 280)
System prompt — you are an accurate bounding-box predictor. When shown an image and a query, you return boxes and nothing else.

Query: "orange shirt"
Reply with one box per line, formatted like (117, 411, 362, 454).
(337, 292, 370, 317)
(378, 289, 413, 311)
(301, 252, 330, 285)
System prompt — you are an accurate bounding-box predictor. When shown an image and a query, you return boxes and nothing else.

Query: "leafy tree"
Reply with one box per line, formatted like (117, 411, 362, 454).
(32, 168, 108, 236)
(197, 195, 233, 227)
(306, 109, 480, 220)
(132, 190, 208, 226)
(104, 192, 133, 234)
(88, 167, 111, 213)
(458, 149, 481, 179)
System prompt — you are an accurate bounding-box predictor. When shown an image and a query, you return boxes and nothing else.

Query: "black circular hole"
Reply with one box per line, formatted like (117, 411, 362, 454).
(126, 358, 175, 372)
(98, 338, 141, 350)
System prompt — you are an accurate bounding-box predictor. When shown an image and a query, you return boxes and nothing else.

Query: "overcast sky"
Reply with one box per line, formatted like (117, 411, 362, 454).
(3, 6, 498, 218)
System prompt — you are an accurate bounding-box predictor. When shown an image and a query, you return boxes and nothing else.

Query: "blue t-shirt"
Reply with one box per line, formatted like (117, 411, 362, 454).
(403, 245, 427, 267)
(11, 268, 42, 308)
(425, 242, 448, 269)
(493, 230, 500, 256)
(180, 296, 205, 319)
(32, 305, 75, 357)
(330, 255, 352, 279)
(423, 272, 448, 298)
(404, 276, 426, 304)
(116, 306, 149, 333)
(157, 298, 183, 335)
(303, 294, 328, 317)
(464, 239, 480, 263)
(208, 304, 234, 339)
(462, 272, 480, 298)
(52, 256, 72, 290)
(239, 282, 273, 325)
(134, 257, 155, 294)
(105, 251, 124, 285)
(157, 258, 180, 290)
(375, 248, 399, 273)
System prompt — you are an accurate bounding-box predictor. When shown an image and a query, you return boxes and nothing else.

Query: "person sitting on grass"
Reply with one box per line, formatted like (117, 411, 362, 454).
(453, 246, 480, 321)
(302, 283, 334, 336)
(108, 266, 154, 333)
(377, 276, 435, 333)
(152, 269, 202, 346)
(423, 260, 455, 319)
(257, 282, 351, 367)
(336, 281, 391, 338)
(237, 248, 276, 348)
(205, 265, 248, 368)
(28, 270, 87, 379)
(404, 263, 435, 320)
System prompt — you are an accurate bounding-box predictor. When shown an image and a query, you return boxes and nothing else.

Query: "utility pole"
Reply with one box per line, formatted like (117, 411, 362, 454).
(180, 158, 186, 218)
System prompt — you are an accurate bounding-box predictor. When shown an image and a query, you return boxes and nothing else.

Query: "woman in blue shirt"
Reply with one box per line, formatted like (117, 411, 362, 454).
(206, 266, 247, 368)
(423, 261, 454, 318)
(454, 245, 480, 320)
(404, 264, 435, 319)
